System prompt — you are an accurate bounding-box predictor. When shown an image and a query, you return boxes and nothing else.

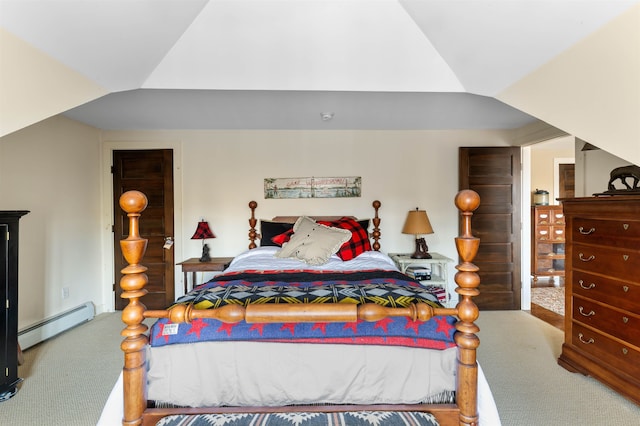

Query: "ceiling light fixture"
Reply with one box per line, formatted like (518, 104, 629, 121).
(320, 112, 334, 121)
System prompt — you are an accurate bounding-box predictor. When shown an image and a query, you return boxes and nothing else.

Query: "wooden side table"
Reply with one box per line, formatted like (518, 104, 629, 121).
(388, 252, 456, 308)
(177, 257, 234, 293)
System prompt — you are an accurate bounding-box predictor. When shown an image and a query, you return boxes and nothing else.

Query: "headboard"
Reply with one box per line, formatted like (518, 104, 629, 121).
(247, 200, 382, 250)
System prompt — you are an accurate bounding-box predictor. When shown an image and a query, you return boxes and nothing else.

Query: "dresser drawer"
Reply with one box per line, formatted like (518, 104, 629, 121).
(551, 210, 564, 225)
(573, 218, 640, 248)
(573, 271, 640, 315)
(572, 296, 640, 347)
(571, 322, 640, 379)
(572, 243, 639, 282)
(535, 207, 564, 225)
(535, 225, 565, 242)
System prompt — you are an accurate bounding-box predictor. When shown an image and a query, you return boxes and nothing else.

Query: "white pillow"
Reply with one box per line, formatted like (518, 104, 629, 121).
(275, 216, 351, 265)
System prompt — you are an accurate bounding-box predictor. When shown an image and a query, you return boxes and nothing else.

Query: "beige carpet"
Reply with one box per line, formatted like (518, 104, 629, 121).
(477, 311, 639, 425)
(531, 286, 565, 315)
(0, 313, 123, 426)
(1, 311, 639, 425)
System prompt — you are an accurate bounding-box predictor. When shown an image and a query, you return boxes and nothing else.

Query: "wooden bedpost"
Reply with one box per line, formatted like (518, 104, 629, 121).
(453, 189, 481, 426)
(371, 200, 381, 251)
(248, 201, 258, 249)
(119, 191, 149, 426)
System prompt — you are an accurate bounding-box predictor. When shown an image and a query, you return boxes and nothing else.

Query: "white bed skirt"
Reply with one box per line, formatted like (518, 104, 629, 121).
(148, 342, 457, 407)
(98, 343, 501, 425)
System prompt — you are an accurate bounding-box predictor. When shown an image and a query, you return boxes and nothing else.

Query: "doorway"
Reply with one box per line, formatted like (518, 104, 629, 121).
(112, 149, 175, 310)
(529, 141, 575, 329)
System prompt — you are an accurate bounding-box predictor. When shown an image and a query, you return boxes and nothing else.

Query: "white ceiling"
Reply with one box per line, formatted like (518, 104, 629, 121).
(1, 0, 637, 131)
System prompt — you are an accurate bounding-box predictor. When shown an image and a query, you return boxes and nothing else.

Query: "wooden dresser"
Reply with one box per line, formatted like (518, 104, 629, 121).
(531, 205, 565, 283)
(558, 196, 640, 404)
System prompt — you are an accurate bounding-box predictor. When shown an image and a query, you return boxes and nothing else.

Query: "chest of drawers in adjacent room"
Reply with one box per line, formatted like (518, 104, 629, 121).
(558, 195, 640, 405)
(531, 205, 565, 283)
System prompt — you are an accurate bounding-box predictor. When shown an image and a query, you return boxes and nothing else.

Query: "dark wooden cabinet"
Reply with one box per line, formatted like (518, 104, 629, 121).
(531, 205, 565, 283)
(558, 196, 640, 405)
(1, 211, 28, 401)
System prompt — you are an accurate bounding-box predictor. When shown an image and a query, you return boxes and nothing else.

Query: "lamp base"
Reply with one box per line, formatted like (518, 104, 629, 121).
(410, 237, 431, 259)
(199, 244, 211, 262)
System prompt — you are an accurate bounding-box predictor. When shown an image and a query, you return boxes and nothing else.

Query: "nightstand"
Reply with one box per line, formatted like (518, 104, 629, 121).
(388, 252, 456, 308)
(177, 257, 234, 293)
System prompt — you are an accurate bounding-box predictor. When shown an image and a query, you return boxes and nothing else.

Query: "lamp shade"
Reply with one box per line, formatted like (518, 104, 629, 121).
(402, 209, 434, 235)
(191, 221, 216, 240)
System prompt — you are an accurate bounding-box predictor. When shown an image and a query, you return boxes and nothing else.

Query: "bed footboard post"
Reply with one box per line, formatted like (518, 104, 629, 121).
(119, 191, 150, 426)
(453, 190, 481, 426)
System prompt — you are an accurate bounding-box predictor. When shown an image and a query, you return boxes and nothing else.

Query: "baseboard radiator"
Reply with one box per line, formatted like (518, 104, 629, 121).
(18, 302, 95, 350)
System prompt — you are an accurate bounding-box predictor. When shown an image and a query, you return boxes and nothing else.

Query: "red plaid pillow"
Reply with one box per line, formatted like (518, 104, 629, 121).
(271, 228, 294, 246)
(319, 217, 371, 261)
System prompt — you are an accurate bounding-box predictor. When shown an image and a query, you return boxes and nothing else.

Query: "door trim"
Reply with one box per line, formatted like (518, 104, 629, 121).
(100, 140, 183, 313)
(522, 146, 532, 310)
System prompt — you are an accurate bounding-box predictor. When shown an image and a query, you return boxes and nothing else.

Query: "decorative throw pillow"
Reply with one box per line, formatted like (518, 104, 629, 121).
(259, 220, 294, 247)
(270, 228, 294, 246)
(275, 216, 352, 265)
(319, 217, 372, 261)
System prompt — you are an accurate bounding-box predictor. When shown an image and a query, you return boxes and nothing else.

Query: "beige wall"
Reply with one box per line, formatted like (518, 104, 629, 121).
(0, 116, 103, 328)
(530, 136, 575, 204)
(101, 129, 513, 289)
(0, 29, 107, 138)
(1, 118, 513, 328)
(2, 113, 633, 329)
(498, 4, 640, 166)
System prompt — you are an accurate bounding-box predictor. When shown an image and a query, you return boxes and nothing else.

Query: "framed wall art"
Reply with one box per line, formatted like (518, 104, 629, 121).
(264, 176, 361, 199)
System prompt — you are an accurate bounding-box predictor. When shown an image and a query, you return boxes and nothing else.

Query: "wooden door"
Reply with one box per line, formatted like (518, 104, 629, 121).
(113, 150, 174, 310)
(559, 163, 575, 199)
(459, 147, 521, 310)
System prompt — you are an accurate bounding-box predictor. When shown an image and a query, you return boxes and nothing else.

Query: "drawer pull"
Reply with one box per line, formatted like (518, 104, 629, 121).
(578, 280, 595, 290)
(622, 348, 628, 355)
(578, 333, 594, 344)
(578, 227, 595, 235)
(623, 286, 629, 292)
(578, 253, 595, 262)
(623, 317, 629, 324)
(578, 306, 595, 317)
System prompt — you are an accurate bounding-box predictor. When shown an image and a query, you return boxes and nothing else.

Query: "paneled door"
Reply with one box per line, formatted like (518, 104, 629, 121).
(559, 163, 575, 199)
(459, 147, 522, 310)
(112, 150, 175, 310)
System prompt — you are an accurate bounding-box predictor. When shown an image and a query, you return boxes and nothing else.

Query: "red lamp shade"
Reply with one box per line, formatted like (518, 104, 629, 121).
(191, 221, 215, 262)
(191, 221, 216, 240)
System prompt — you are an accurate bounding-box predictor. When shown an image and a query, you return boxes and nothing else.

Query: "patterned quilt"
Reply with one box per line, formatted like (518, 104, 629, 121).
(149, 270, 457, 350)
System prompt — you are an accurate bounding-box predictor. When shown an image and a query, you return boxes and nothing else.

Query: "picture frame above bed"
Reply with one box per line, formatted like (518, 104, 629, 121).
(264, 176, 362, 199)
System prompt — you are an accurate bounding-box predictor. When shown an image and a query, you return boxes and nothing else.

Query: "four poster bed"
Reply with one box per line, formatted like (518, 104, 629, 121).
(105, 189, 489, 426)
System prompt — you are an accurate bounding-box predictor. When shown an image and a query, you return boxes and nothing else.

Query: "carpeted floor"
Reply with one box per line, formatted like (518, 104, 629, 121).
(2, 311, 639, 425)
(531, 286, 565, 316)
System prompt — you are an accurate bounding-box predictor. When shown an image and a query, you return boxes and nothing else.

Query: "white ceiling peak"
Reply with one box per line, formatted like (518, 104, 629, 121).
(144, 1, 464, 92)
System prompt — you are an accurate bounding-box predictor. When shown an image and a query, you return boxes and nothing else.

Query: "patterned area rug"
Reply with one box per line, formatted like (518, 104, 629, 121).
(531, 286, 565, 316)
(156, 412, 440, 426)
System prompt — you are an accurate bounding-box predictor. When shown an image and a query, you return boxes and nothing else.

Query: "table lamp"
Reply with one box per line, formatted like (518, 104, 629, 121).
(402, 208, 434, 259)
(191, 220, 216, 262)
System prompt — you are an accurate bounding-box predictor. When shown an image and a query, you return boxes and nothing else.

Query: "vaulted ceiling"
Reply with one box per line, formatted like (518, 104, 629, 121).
(1, 1, 639, 160)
